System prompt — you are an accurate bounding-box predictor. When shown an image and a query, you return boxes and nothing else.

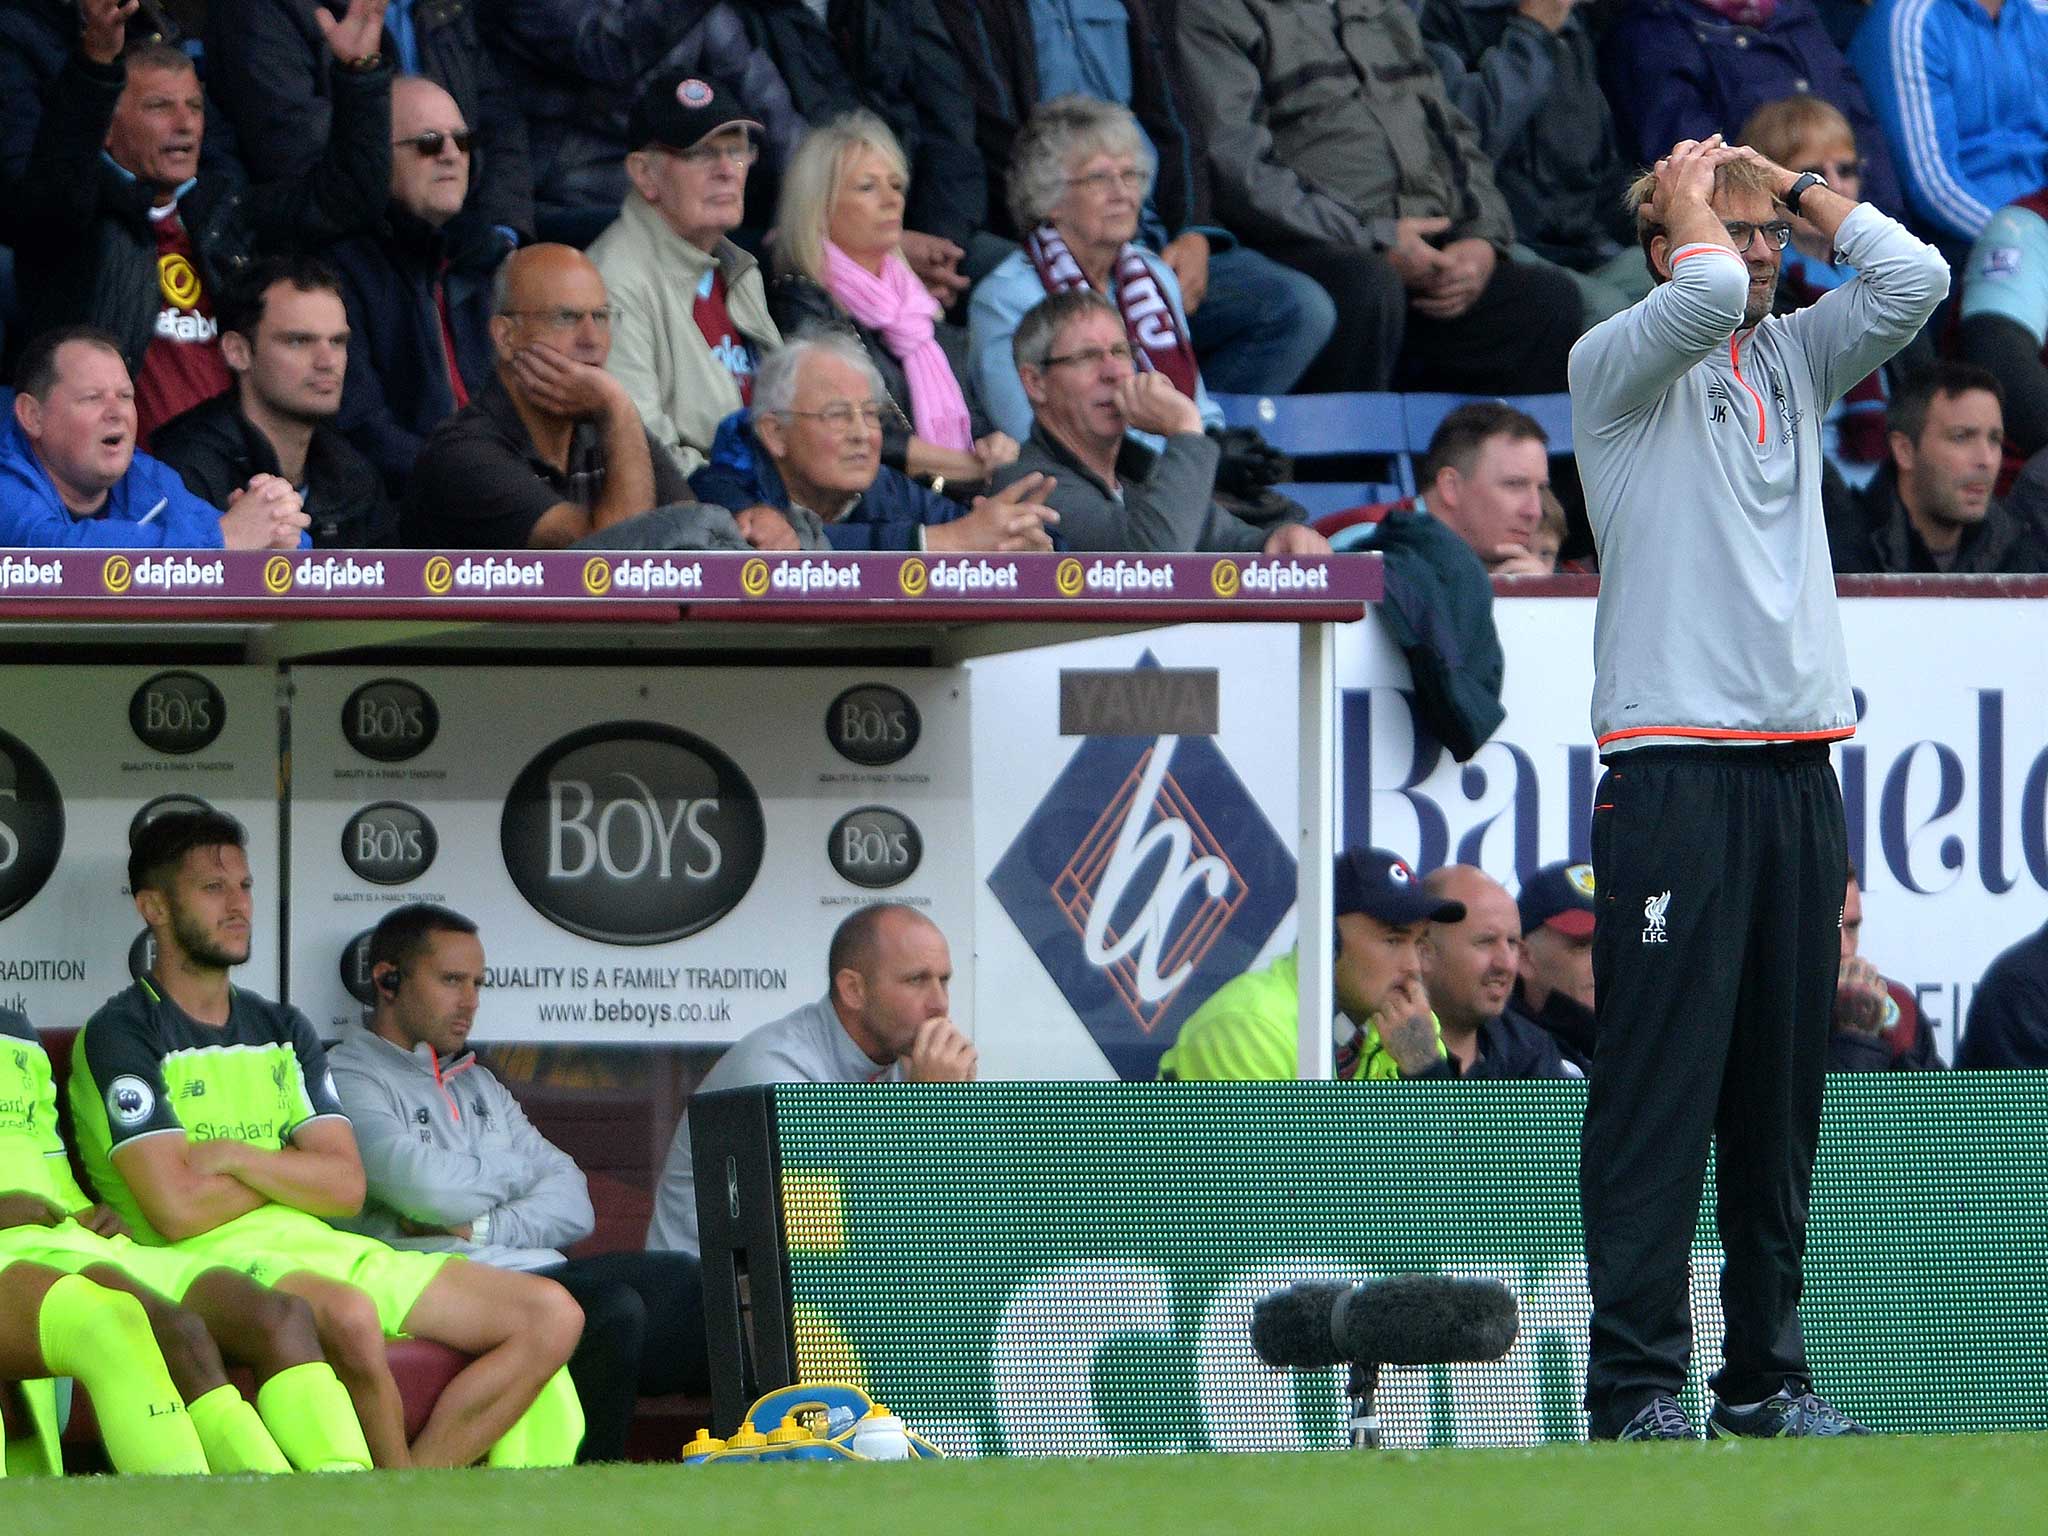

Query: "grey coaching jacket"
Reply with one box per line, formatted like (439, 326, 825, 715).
(1569, 203, 1947, 751)
(327, 1027, 594, 1272)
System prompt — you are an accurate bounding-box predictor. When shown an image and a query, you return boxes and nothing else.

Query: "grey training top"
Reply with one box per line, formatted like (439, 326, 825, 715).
(645, 994, 900, 1257)
(1569, 203, 1948, 750)
(328, 1026, 594, 1271)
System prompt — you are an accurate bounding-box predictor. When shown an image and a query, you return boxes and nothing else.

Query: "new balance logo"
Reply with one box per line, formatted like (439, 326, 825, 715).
(1642, 890, 1671, 944)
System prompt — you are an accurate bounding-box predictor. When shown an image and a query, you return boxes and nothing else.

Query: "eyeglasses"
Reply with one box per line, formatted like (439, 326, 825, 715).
(1794, 159, 1861, 182)
(1065, 167, 1145, 195)
(503, 306, 615, 330)
(779, 400, 892, 432)
(1724, 220, 1793, 252)
(661, 140, 760, 169)
(1043, 343, 1135, 370)
(393, 129, 473, 158)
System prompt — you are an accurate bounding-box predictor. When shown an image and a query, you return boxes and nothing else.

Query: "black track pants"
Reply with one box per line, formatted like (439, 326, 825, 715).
(1579, 743, 1846, 1437)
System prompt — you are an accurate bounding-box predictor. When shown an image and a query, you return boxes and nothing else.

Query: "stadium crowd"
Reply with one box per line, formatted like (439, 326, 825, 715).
(0, 0, 2042, 569)
(6, 0, 2048, 1476)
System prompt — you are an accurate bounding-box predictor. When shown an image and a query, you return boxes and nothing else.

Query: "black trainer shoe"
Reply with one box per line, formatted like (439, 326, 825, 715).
(1617, 1396, 1698, 1441)
(1708, 1390, 1871, 1438)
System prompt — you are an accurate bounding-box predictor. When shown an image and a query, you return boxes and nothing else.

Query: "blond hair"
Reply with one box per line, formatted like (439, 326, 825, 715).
(774, 111, 910, 282)
(1627, 157, 1781, 265)
(1738, 96, 1854, 169)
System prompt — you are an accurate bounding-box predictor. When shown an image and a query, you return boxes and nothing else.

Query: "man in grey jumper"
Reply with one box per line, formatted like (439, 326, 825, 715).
(1570, 135, 1946, 1442)
(328, 903, 706, 1461)
(646, 904, 976, 1257)
(998, 290, 1329, 555)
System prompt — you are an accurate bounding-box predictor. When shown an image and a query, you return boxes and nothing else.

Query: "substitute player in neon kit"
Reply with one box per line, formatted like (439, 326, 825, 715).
(2, 1006, 371, 1475)
(70, 810, 585, 1468)
(1571, 136, 1946, 1441)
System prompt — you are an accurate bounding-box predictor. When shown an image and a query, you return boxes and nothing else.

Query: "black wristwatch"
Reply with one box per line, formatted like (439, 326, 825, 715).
(1784, 172, 1827, 216)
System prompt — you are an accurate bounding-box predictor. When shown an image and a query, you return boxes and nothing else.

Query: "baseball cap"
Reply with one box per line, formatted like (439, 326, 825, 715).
(1333, 847, 1465, 927)
(1518, 861, 1596, 938)
(628, 72, 763, 154)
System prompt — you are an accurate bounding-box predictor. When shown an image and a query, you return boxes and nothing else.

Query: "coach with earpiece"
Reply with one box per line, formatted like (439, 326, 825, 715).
(327, 902, 708, 1462)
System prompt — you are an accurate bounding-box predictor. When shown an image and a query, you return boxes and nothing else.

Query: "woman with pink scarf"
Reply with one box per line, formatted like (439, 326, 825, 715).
(769, 114, 1017, 494)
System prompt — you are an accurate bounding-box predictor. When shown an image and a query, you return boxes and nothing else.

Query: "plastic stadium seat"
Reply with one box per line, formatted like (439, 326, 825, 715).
(1276, 481, 1398, 519)
(1213, 391, 1415, 496)
(1403, 392, 1574, 457)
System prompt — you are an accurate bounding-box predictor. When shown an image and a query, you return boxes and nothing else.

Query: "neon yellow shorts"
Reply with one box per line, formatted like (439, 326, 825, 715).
(0, 1219, 222, 1301)
(172, 1206, 457, 1335)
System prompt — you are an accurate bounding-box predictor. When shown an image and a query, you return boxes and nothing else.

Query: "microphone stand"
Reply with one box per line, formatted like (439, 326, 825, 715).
(1346, 1361, 1381, 1450)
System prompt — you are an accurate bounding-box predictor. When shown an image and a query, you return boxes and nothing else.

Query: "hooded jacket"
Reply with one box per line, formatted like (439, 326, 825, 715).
(327, 204, 502, 496)
(204, 0, 534, 240)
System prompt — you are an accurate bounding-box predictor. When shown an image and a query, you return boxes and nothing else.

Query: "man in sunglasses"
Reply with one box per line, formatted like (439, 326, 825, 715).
(999, 289, 1327, 554)
(328, 74, 503, 498)
(1570, 136, 1947, 1443)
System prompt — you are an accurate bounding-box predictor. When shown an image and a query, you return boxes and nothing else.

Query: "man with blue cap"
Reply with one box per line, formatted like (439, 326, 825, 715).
(1507, 860, 1598, 1075)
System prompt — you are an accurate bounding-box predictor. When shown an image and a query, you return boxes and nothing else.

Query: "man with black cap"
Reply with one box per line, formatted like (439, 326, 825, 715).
(1156, 847, 1466, 1081)
(1507, 860, 1598, 1076)
(589, 72, 782, 479)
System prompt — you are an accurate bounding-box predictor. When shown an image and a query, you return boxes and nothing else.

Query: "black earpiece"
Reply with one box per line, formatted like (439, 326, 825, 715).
(375, 968, 401, 997)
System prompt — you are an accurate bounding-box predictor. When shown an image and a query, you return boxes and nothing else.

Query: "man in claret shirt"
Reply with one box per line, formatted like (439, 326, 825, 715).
(8, 0, 391, 444)
(589, 70, 783, 478)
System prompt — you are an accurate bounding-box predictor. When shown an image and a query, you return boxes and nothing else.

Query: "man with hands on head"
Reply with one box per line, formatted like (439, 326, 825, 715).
(998, 290, 1330, 554)
(648, 904, 975, 1258)
(1571, 132, 1946, 1442)
(403, 244, 753, 551)
(1, 326, 308, 549)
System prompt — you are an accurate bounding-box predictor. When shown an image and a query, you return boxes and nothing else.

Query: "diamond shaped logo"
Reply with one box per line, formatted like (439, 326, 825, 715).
(988, 655, 1295, 1079)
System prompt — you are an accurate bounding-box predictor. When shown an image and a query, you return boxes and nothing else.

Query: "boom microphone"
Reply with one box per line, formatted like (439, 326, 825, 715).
(1250, 1275, 1520, 1369)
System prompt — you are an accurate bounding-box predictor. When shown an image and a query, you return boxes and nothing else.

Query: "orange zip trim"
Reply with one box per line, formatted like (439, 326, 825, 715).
(1597, 723, 1856, 747)
(1728, 331, 1767, 445)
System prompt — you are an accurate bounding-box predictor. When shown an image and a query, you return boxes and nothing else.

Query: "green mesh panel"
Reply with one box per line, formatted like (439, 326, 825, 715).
(772, 1075, 2048, 1454)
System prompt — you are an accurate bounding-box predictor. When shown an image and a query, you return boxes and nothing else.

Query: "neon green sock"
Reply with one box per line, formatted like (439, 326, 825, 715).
(483, 1412, 527, 1468)
(187, 1383, 291, 1475)
(3, 1379, 63, 1478)
(487, 1368, 584, 1467)
(254, 1362, 371, 1472)
(36, 1275, 208, 1476)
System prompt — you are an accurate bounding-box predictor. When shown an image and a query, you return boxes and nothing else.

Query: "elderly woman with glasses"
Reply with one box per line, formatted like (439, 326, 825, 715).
(589, 70, 783, 478)
(968, 96, 1227, 451)
(769, 114, 1017, 494)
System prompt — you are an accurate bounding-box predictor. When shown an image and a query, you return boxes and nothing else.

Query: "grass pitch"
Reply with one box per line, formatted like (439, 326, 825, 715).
(10, 1436, 2043, 1535)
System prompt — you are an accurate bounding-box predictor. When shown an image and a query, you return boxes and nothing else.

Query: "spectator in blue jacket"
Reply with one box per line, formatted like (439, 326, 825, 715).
(1848, 0, 2048, 249)
(2, 325, 309, 548)
(1598, 0, 1904, 216)
(688, 330, 1062, 552)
